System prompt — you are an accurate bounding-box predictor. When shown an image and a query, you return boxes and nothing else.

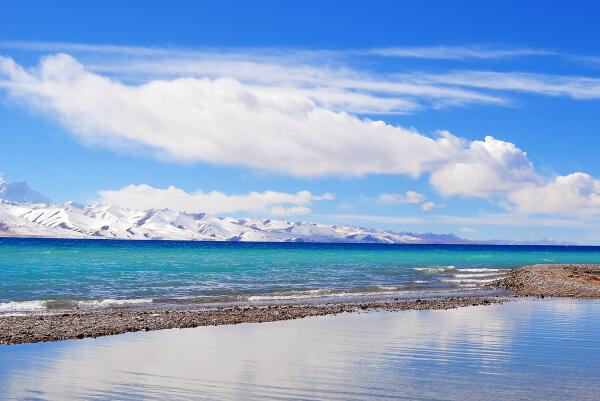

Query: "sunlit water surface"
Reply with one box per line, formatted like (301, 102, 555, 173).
(4, 238, 600, 314)
(1, 299, 599, 400)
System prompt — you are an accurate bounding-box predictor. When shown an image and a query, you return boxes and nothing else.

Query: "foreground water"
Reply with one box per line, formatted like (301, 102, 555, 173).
(3, 238, 600, 313)
(1, 299, 599, 400)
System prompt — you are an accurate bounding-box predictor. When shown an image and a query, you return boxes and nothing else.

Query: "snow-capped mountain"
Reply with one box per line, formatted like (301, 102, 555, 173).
(0, 181, 469, 243)
(0, 201, 455, 243)
(0, 181, 568, 244)
(0, 181, 51, 204)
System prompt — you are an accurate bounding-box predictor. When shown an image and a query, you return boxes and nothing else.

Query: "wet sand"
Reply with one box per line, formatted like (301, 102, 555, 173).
(2, 264, 600, 345)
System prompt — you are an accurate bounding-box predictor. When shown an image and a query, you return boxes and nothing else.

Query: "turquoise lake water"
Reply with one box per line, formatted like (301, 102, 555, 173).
(2, 238, 600, 313)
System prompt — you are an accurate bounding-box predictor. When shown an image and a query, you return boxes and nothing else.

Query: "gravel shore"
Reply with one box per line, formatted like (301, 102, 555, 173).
(0, 297, 501, 345)
(491, 264, 600, 298)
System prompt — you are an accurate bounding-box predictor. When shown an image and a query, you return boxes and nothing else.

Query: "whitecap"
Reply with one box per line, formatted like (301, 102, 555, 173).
(77, 298, 153, 308)
(0, 300, 47, 313)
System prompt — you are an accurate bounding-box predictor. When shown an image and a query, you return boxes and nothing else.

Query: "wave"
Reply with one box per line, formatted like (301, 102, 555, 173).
(440, 278, 500, 284)
(454, 268, 502, 273)
(0, 298, 153, 315)
(413, 266, 457, 274)
(0, 300, 47, 313)
(246, 286, 406, 302)
(0, 268, 509, 314)
(452, 272, 505, 278)
(77, 298, 153, 308)
(411, 265, 507, 289)
(413, 266, 503, 274)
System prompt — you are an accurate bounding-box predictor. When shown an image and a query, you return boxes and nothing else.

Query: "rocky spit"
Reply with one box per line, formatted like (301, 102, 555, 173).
(3, 264, 600, 345)
(0, 297, 501, 345)
(491, 264, 600, 298)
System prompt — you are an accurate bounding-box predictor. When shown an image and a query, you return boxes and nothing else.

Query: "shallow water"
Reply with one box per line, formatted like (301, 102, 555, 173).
(3, 238, 600, 313)
(1, 299, 599, 400)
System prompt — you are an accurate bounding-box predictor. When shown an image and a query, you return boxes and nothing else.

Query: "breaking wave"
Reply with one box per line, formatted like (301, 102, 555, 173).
(0, 298, 153, 315)
(413, 265, 507, 288)
(246, 286, 406, 302)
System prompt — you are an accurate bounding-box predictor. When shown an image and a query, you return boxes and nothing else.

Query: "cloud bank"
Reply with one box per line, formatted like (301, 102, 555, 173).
(0, 54, 528, 187)
(98, 184, 333, 216)
(508, 173, 600, 217)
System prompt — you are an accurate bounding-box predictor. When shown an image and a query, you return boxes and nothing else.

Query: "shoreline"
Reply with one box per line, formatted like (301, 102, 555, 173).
(1, 297, 503, 345)
(2, 264, 600, 345)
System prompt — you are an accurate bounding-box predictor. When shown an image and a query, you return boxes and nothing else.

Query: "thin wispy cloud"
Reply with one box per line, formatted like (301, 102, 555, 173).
(379, 191, 427, 204)
(417, 71, 600, 100)
(367, 45, 556, 60)
(3, 41, 598, 111)
(433, 213, 585, 228)
(0, 41, 556, 60)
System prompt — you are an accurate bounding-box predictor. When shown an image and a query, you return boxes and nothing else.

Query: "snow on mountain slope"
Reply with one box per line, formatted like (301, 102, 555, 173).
(0, 181, 573, 244)
(0, 181, 51, 204)
(0, 201, 465, 243)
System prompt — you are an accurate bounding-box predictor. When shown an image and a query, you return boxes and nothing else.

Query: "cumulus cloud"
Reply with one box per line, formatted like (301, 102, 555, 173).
(508, 173, 600, 216)
(429, 135, 540, 197)
(98, 184, 333, 215)
(0, 54, 480, 178)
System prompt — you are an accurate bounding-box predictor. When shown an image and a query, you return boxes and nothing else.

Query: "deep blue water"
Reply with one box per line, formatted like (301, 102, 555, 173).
(2, 238, 600, 313)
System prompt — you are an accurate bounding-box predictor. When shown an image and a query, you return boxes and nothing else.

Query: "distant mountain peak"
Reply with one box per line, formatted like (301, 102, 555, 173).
(0, 183, 575, 245)
(0, 181, 51, 204)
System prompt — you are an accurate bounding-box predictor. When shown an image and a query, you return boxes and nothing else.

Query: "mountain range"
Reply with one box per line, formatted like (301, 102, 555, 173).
(0, 181, 569, 245)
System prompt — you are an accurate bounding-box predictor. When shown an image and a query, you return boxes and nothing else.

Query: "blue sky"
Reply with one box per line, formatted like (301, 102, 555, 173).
(2, 1, 600, 243)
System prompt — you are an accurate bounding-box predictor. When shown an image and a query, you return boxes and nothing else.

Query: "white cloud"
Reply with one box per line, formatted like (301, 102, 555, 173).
(508, 172, 600, 216)
(56, 58, 506, 114)
(0, 43, 509, 115)
(2, 42, 598, 108)
(420, 201, 440, 211)
(430, 135, 540, 197)
(378, 191, 427, 204)
(98, 184, 333, 215)
(0, 54, 485, 178)
(460, 227, 477, 233)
